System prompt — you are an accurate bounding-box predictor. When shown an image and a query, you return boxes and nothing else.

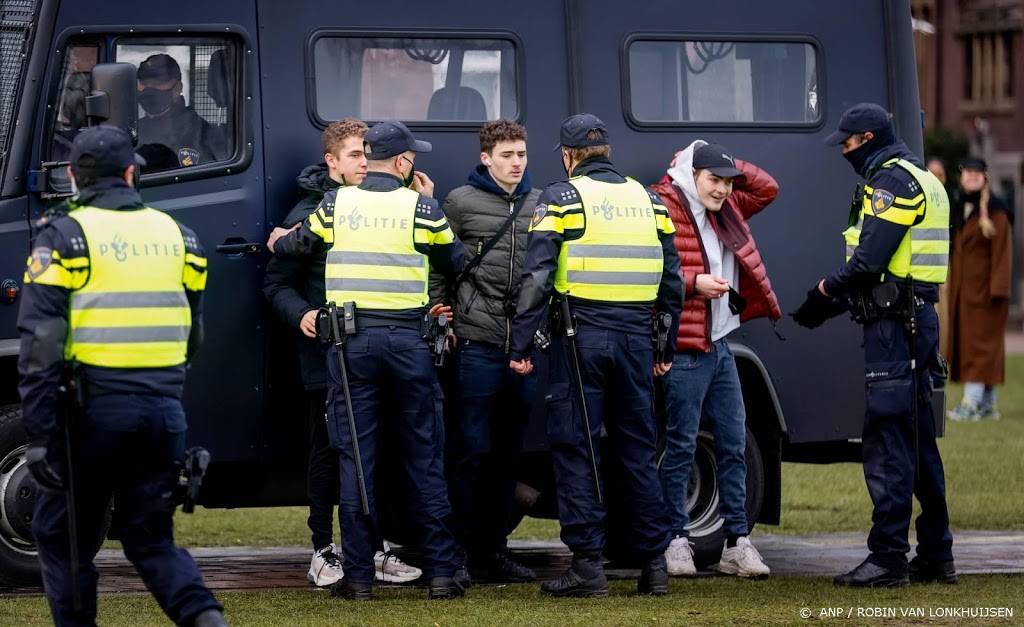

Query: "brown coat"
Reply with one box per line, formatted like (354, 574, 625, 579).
(945, 196, 1013, 385)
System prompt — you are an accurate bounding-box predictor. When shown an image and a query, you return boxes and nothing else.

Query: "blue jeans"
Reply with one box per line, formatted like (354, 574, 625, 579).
(447, 340, 533, 558)
(661, 340, 749, 538)
(962, 382, 996, 408)
(33, 394, 221, 626)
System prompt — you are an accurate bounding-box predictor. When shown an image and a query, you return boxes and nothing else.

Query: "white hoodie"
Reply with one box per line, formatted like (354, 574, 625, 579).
(666, 140, 740, 342)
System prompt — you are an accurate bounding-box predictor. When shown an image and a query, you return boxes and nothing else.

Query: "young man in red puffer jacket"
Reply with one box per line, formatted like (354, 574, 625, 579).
(650, 141, 780, 579)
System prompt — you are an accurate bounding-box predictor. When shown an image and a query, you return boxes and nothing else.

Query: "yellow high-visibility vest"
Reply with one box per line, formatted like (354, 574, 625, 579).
(554, 176, 663, 302)
(842, 158, 950, 284)
(67, 206, 193, 368)
(322, 186, 429, 309)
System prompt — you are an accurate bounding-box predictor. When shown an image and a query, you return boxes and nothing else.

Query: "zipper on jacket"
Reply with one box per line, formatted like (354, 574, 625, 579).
(505, 198, 516, 353)
(680, 196, 713, 350)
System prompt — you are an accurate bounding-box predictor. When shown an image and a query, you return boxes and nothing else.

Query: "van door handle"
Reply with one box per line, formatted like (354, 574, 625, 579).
(216, 239, 263, 255)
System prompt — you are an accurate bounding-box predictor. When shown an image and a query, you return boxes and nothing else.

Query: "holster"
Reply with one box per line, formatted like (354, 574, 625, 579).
(316, 302, 358, 343)
(848, 282, 918, 324)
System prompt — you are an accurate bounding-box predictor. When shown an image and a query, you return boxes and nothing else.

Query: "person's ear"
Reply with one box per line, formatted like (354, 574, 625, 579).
(863, 131, 874, 142)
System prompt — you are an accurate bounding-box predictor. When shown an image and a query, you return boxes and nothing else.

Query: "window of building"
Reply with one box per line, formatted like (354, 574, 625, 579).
(625, 38, 820, 125)
(311, 35, 519, 124)
(962, 30, 1016, 110)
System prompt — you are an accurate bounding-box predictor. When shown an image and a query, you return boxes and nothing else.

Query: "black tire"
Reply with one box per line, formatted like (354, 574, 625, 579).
(682, 425, 765, 567)
(0, 404, 42, 586)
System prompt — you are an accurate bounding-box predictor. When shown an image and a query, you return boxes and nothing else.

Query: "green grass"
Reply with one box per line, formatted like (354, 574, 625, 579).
(159, 357, 1023, 549)
(763, 354, 1024, 536)
(3, 575, 1021, 626)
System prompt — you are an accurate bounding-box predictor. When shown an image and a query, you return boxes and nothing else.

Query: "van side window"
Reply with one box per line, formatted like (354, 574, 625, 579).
(311, 35, 519, 123)
(47, 44, 102, 191)
(626, 39, 820, 124)
(115, 39, 237, 173)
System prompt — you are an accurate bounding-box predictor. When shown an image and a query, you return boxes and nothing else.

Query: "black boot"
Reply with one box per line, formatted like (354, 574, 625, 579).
(330, 578, 373, 600)
(833, 559, 909, 588)
(638, 554, 669, 596)
(909, 556, 958, 584)
(454, 548, 473, 589)
(472, 550, 537, 583)
(191, 609, 229, 627)
(540, 550, 608, 598)
(427, 576, 466, 600)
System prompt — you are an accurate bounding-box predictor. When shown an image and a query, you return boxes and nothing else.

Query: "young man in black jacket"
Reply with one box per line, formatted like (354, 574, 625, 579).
(429, 119, 540, 584)
(263, 118, 420, 586)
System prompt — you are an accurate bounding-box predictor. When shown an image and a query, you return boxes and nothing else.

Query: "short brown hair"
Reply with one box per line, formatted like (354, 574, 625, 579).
(480, 119, 527, 154)
(566, 129, 611, 162)
(323, 118, 368, 156)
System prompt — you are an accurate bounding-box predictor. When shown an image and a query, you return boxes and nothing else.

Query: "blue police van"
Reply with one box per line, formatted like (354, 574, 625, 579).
(0, 0, 942, 584)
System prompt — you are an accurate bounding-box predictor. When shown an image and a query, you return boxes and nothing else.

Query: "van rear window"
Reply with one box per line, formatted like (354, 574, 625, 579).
(311, 35, 519, 124)
(626, 38, 820, 125)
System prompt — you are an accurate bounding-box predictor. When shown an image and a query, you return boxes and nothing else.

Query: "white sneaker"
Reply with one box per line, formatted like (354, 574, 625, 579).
(308, 544, 343, 587)
(375, 542, 422, 583)
(715, 537, 770, 578)
(665, 536, 696, 576)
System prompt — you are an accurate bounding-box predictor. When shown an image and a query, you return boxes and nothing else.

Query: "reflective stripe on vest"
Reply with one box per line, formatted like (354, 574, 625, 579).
(554, 176, 663, 302)
(324, 186, 429, 309)
(67, 207, 191, 368)
(842, 158, 950, 284)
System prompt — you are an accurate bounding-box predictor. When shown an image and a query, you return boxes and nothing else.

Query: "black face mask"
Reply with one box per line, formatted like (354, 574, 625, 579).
(401, 156, 416, 187)
(138, 88, 174, 115)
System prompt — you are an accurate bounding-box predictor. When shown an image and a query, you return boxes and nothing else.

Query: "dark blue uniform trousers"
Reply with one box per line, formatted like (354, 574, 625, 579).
(33, 394, 221, 627)
(862, 305, 953, 572)
(447, 339, 533, 559)
(546, 326, 671, 558)
(326, 327, 457, 583)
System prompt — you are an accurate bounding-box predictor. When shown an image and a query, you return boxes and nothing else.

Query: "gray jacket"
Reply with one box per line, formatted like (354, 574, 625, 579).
(429, 166, 540, 351)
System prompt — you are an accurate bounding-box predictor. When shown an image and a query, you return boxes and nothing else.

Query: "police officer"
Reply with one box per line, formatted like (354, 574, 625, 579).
(18, 126, 227, 625)
(508, 114, 683, 597)
(792, 103, 956, 587)
(268, 120, 467, 600)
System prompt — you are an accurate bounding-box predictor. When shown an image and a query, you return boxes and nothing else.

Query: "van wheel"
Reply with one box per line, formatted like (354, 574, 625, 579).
(676, 426, 764, 567)
(0, 404, 42, 586)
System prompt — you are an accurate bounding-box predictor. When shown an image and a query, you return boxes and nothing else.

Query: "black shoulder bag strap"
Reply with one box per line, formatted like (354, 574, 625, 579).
(452, 194, 530, 291)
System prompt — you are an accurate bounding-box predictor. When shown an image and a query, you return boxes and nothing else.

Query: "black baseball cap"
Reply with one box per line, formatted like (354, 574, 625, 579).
(958, 156, 987, 172)
(824, 102, 893, 146)
(693, 143, 743, 179)
(137, 53, 182, 83)
(363, 121, 432, 159)
(70, 125, 145, 177)
(553, 113, 609, 151)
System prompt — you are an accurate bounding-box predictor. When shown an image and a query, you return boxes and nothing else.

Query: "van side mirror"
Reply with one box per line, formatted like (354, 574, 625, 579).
(85, 62, 138, 144)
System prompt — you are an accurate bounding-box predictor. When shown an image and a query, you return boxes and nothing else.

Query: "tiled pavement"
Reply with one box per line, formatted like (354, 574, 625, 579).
(2, 531, 1022, 597)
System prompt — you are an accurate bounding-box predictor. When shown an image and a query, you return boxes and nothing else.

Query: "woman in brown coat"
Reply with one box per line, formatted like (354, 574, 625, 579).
(946, 157, 1014, 421)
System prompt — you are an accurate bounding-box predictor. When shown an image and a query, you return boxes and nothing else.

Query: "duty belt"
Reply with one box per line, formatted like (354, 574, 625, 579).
(848, 282, 926, 325)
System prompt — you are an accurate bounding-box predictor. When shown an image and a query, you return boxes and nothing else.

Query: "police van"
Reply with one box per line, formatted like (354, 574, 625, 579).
(0, 0, 941, 584)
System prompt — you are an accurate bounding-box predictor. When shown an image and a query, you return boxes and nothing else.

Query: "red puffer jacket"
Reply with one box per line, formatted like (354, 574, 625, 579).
(650, 160, 781, 353)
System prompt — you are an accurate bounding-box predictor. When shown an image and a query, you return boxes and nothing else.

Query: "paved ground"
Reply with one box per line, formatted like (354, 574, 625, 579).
(1, 531, 1021, 597)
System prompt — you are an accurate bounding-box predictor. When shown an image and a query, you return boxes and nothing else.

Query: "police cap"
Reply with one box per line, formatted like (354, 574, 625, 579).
(823, 103, 893, 146)
(553, 113, 609, 151)
(137, 53, 182, 83)
(363, 121, 432, 159)
(70, 125, 143, 178)
(693, 143, 744, 179)
(958, 156, 987, 172)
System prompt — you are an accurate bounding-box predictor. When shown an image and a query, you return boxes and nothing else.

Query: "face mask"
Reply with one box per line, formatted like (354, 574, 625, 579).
(70, 177, 79, 198)
(402, 157, 416, 187)
(138, 87, 174, 115)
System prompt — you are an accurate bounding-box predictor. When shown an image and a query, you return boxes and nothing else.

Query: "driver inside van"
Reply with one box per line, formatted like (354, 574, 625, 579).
(136, 53, 227, 171)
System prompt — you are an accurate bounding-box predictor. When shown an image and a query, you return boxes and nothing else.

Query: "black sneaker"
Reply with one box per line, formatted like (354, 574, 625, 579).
(540, 551, 608, 598)
(909, 556, 958, 584)
(330, 577, 373, 600)
(473, 550, 537, 583)
(833, 559, 909, 588)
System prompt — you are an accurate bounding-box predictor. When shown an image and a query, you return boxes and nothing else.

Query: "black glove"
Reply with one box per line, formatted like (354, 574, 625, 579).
(789, 285, 842, 329)
(25, 445, 63, 491)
